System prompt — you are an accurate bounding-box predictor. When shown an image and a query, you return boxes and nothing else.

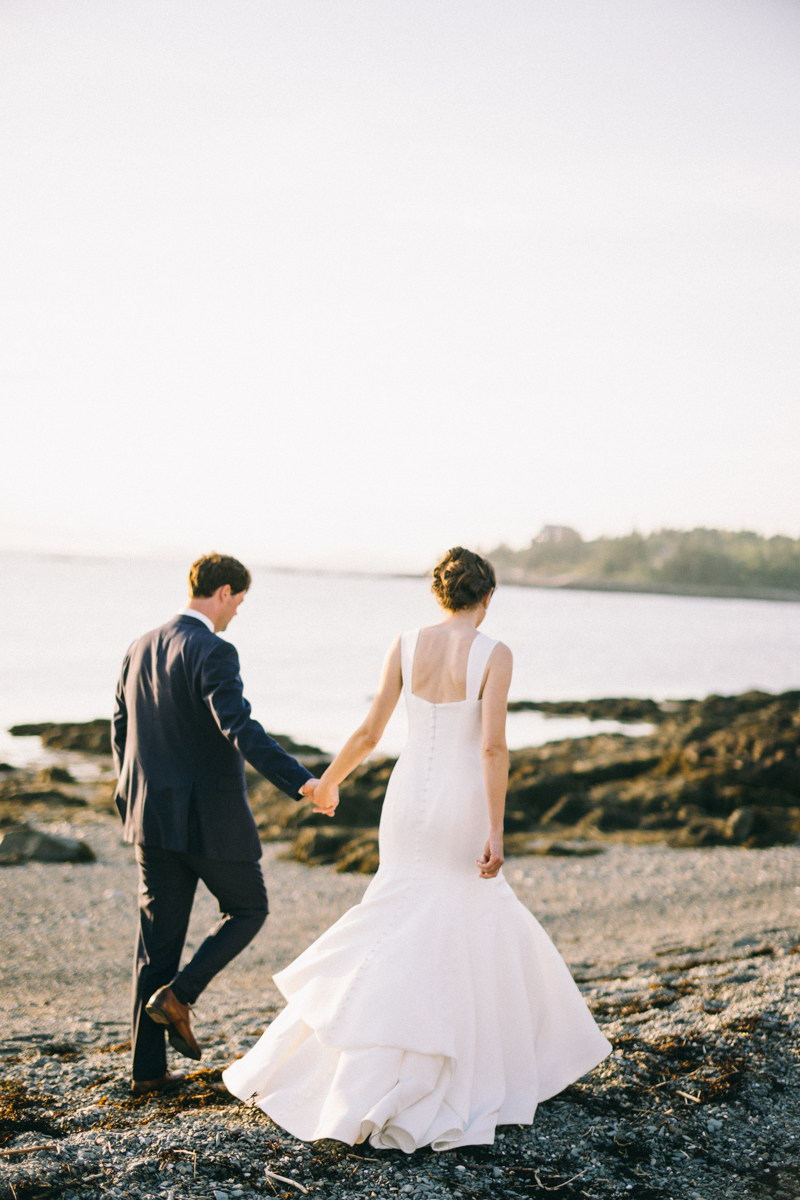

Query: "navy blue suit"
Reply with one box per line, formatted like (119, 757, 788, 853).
(113, 613, 312, 859)
(112, 613, 314, 1080)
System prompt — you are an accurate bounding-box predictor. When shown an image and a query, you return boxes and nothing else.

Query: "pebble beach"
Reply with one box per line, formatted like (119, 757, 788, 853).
(2, 813, 800, 1200)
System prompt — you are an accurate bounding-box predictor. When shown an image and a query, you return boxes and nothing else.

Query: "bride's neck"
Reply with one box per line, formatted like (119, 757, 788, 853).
(439, 607, 485, 631)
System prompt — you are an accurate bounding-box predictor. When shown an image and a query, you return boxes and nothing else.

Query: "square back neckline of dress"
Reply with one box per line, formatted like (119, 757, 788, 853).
(408, 628, 486, 707)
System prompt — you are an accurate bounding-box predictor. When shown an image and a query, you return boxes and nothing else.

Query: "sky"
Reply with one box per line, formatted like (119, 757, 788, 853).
(1, 0, 799, 571)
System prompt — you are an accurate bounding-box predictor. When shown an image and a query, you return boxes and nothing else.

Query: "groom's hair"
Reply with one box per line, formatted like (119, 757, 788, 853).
(188, 553, 252, 598)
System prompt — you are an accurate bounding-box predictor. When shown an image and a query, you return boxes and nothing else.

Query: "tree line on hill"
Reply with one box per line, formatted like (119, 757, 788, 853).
(487, 526, 800, 593)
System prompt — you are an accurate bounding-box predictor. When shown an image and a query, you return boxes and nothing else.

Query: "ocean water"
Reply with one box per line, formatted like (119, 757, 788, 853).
(2, 551, 800, 767)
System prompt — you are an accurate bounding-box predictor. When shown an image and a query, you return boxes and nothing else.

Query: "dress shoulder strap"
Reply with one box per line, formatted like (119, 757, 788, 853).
(400, 629, 421, 698)
(465, 633, 499, 702)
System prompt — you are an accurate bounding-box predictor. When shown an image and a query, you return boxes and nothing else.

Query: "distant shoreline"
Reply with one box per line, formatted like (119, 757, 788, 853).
(494, 573, 800, 604)
(5, 546, 800, 604)
(272, 565, 800, 603)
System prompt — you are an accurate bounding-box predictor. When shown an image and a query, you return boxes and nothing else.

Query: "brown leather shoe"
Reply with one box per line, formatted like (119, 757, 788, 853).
(145, 986, 202, 1061)
(131, 1069, 186, 1097)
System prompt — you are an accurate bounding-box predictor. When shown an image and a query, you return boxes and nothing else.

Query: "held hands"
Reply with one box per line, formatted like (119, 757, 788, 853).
(477, 830, 504, 879)
(300, 777, 339, 818)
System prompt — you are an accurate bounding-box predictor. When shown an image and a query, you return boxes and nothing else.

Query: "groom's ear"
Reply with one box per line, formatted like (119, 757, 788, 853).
(216, 584, 232, 602)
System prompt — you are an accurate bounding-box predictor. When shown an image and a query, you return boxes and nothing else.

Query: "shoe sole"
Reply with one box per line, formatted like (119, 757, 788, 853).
(167, 1024, 202, 1060)
(145, 1001, 202, 1061)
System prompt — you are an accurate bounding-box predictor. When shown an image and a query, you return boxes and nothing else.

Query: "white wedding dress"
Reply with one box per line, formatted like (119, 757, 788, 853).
(223, 630, 611, 1152)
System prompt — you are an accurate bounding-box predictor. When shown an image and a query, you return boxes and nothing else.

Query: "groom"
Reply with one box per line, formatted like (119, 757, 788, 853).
(112, 552, 327, 1095)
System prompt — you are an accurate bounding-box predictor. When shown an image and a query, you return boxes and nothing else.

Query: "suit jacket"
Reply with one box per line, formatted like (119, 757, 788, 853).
(112, 614, 313, 861)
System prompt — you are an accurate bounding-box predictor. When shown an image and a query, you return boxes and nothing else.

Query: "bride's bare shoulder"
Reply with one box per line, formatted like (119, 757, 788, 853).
(487, 641, 513, 669)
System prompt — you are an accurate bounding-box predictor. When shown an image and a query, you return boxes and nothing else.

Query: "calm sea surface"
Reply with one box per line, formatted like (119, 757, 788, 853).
(2, 552, 800, 767)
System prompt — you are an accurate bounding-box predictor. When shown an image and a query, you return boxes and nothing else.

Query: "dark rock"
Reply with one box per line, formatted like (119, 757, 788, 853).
(725, 806, 756, 844)
(508, 697, 666, 723)
(9, 720, 112, 755)
(282, 827, 356, 865)
(507, 836, 605, 857)
(540, 791, 593, 826)
(544, 839, 605, 857)
(740, 805, 800, 846)
(282, 827, 380, 873)
(0, 824, 95, 865)
(668, 818, 727, 848)
(38, 766, 75, 785)
(6, 726, 322, 771)
(506, 742, 661, 827)
(0, 789, 87, 808)
(249, 759, 393, 840)
(639, 810, 683, 830)
(584, 800, 643, 832)
(334, 833, 380, 874)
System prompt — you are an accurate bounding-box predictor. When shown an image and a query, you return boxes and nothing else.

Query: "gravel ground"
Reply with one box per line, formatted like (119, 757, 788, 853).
(2, 815, 800, 1200)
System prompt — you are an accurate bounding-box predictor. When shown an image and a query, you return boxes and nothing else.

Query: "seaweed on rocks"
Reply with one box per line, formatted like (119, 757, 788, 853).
(3, 929, 800, 1200)
(127, 1068, 238, 1114)
(37, 1044, 81, 1060)
(0, 1082, 62, 1147)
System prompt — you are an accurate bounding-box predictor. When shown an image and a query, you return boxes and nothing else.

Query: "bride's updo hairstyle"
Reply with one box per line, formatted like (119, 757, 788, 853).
(431, 547, 496, 612)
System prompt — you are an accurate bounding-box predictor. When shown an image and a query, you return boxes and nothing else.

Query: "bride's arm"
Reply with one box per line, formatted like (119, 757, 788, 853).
(312, 637, 403, 815)
(477, 643, 513, 878)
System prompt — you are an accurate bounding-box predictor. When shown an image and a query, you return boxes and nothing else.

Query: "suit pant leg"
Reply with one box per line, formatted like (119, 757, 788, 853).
(132, 845, 198, 1081)
(170, 857, 268, 1006)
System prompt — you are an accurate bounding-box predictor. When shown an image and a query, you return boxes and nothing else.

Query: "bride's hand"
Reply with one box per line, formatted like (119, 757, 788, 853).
(476, 831, 504, 879)
(311, 781, 339, 818)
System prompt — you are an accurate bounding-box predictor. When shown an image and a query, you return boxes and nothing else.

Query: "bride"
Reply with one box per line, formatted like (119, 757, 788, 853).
(223, 547, 611, 1152)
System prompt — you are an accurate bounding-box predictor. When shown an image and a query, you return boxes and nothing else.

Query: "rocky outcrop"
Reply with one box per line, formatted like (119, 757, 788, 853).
(518, 689, 800, 848)
(504, 835, 604, 856)
(8, 721, 324, 760)
(0, 786, 88, 811)
(246, 758, 391, 841)
(10, 690, 800, 873)
(0, 774, 114, 825)
(0, 824, 95, 865)
(271, 689, 800, 871)
(37, 766, 75, 784)
(508, 697, 667, 723)
(9, 721, 113, 754)
(279, 826, 379, 874)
